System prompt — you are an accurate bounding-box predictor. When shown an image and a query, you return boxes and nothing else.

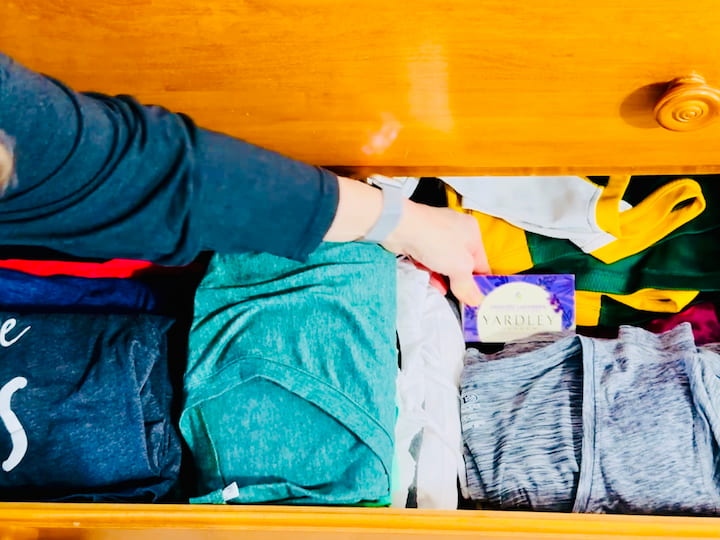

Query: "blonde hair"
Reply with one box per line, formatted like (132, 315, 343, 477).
(0, 132, 15, 195)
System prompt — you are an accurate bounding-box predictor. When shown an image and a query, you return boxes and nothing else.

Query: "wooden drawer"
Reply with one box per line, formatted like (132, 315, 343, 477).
(3, 1, 720, 538)
(0, 503, 719, 540)
(5, 0, 720, 176)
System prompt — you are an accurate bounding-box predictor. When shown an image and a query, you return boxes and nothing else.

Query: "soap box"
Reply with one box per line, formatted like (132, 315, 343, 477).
(462, 274, 575, 343)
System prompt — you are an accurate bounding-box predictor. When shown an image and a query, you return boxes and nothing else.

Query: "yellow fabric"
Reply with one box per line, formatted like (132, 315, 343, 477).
(444, 178, 703, 327)
(575, 289, 700, 326)
(446, 186, 533, 274)
(591, 175, 705, 264)
(575, 291, 603, 327)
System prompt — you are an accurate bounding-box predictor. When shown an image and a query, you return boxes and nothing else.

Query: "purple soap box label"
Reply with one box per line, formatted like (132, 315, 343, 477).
(463, 274, 575, 343)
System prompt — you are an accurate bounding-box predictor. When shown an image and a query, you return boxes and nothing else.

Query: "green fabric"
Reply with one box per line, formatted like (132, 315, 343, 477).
(526, 229, 720, 293)
(510, 175, 720, 327)
(524, 176, 720, 293)
(591, 294, 697, 328)
(180, 242, 397, 506)
(585, 292, 720, 329)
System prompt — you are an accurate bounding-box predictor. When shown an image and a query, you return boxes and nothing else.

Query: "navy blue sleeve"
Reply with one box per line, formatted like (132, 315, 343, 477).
(0, 53, 339, 264)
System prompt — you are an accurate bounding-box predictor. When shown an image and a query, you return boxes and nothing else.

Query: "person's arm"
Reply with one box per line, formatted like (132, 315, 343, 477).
(0, 52, 337, 264)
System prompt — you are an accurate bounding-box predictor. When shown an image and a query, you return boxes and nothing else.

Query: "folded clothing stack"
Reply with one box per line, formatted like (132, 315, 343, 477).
(0, 311, 181, 501)
(461, 324, 720, 515)
(181, 242, 398, 505)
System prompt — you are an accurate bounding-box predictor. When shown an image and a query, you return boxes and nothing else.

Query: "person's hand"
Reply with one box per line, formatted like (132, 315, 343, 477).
(381, 200, 489, 306)
(324, 176, 489, 304)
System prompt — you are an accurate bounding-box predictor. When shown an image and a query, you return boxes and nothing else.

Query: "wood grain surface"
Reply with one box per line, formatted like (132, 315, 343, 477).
(0, 503, 720, 539)
(4, 0, 720, 175)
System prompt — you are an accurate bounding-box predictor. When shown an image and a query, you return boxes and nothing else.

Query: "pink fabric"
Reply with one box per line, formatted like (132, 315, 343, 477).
(428, 272, 448, 296)
(646, 303, 720, 345)
(409, 260, 449, 296)
(0, 258, 196, 278)
(0, 258, 155, 278)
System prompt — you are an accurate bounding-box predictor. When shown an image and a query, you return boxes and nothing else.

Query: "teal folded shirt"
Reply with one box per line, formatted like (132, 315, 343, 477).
(180, 243, 397, 505)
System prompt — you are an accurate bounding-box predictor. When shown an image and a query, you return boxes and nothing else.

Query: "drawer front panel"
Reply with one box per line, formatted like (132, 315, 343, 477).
(4, 0, 720, 175)
(0, 503, 720, 539)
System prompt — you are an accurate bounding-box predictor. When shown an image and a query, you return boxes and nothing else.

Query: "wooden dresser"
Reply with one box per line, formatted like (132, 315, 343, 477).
(2, 1, 720, 538)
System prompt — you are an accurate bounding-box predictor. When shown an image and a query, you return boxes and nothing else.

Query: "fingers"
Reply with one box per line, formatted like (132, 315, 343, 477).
(472, 244, 490, 275)
(449, 273, 484, 307)
(426, 210, 488, 305)
(448, 251, 484, 306)
(455, 212, 490, 274)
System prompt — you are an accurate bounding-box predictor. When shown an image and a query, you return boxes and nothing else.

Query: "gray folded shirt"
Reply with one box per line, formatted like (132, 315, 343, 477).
(461, 324, 720, 515)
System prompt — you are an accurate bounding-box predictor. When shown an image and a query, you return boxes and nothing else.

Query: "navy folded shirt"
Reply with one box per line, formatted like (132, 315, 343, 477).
(0, 312, 181, 501)
(0, 267, 158, 313)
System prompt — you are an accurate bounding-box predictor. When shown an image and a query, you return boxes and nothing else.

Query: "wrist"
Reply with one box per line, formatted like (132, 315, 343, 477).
(323, 176, 383, 242)
(361, 180, 406, 244)
(380, 199, 422, 256)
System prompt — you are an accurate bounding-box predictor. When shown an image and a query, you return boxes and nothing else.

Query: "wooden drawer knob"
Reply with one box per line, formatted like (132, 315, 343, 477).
(654, 74, 720, 131)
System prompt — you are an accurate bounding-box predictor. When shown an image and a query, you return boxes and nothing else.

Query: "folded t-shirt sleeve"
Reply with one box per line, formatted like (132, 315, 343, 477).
(0, 52, 339, 264)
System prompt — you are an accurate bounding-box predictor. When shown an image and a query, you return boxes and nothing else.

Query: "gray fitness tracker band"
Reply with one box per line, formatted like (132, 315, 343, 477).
(362, 180, 405, 243)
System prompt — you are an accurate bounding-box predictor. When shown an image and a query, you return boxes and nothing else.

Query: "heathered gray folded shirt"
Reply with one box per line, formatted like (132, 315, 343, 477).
(462, 324, 720, 515)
